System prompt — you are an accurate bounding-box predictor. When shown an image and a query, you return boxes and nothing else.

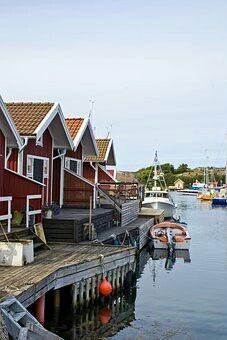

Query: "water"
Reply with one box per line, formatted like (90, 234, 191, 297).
(44, 193, 227, 339)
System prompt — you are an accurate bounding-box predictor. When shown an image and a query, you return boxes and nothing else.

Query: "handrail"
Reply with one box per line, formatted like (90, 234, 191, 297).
(26, 194, 42, 228)
(0, 196, 12, 232)
(97, 187, 122, 213)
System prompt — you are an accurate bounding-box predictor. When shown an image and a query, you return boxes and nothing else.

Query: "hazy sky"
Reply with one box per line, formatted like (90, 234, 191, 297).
(0, 0, 227, 170)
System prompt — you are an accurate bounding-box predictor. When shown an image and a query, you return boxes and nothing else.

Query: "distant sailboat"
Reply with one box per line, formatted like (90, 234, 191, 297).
(142, 151, 176, 218)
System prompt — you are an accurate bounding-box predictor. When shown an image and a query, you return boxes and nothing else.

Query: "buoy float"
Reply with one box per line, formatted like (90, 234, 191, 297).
(99, 307, 112, 324)
(99, 277, 112, 297)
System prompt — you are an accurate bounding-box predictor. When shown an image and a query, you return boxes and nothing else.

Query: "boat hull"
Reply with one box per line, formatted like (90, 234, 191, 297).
(212, 198, 227, 206)
(152, 238, 190, 250)
(149, 222, 191, 250)
(143, 200, 176, 218)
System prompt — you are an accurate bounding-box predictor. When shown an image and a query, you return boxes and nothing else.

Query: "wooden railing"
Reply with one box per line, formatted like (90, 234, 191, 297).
(26, 194, 42, 228)
(98, 182, 140, 205)
(0, 196, 12, 232)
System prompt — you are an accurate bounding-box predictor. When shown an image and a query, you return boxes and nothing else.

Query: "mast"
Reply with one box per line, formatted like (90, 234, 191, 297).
(154, 150, 158, 188)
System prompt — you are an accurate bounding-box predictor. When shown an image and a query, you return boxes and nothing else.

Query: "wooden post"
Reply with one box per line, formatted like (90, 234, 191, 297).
(91, 276, 96, 301)
(79, 279, 84, 306)
(121, 265, 125, 287)
(35, 294, 45, 324)
(116, 267, 120, 289)
(85, 278, 90, 304)
(54, 289, 61, 310)
(72, 283, 78, 307)
(112, 268, 116, 290)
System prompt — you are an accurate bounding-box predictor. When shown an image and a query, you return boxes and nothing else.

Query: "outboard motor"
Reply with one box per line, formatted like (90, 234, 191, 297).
(166, 228, 175, 253)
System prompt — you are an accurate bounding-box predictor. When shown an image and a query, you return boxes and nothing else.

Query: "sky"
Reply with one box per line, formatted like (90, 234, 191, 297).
(0, 0, 227, 170)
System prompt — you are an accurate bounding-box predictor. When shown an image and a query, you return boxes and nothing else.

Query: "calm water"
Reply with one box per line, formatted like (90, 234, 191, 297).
(45, 193, 227, 339)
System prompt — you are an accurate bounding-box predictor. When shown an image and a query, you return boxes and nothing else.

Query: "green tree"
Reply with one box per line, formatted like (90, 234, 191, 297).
(175, 163, 190, 174)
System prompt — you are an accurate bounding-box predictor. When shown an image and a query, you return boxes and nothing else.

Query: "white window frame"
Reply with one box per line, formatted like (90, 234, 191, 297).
(27, 155, 49, 183)
(65, 157, 82, 176)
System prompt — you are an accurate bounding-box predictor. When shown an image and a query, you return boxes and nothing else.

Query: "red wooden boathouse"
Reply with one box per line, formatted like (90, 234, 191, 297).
(0, 96, 43, 231)
(6, 102, 74, 208)
(63, 117, 99, 208)
(83, 138, 117, 184)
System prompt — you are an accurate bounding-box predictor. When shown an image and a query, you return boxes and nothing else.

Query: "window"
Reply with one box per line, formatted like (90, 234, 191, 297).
(27, 155, 49, 183)
(65, 157, 82, 176)
(27, 157, 33, 178)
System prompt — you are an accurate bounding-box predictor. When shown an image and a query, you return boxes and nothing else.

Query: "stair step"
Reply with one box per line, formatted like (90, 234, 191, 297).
(12, 311, 27, 322)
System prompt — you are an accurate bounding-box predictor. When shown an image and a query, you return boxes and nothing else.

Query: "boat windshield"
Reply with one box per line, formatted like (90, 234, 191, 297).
(145, 192, 169, 198)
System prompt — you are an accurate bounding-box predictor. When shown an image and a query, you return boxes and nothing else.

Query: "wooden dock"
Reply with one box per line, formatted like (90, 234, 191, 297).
(43, 208, 114, 243)
(0, 243, 136, 308)
(139, 207, 165, 224)
(97, 217, 154, 250)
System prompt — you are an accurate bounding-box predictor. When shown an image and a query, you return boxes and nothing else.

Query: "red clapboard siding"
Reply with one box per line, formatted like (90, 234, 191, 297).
(83, 163, 95, 183)
(7, 148, 18, 172)
(66, 143, 82, 159)
(0, 130, 5, 197)
(23, 129, 52, 205)
(64, 170, 93, 207)
(98, 167, 115, 183)
(3, 169, 43, 212)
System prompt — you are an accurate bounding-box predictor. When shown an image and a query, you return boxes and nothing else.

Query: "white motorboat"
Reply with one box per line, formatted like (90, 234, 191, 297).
(142, 151, 177, 218)
(149, 222, 191, 250)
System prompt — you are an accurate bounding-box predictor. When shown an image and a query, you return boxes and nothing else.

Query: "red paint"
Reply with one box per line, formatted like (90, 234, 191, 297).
(7, 148, 18, 172)
(83, 163, 96, 183)
(35, 295, 45, 324)
(3, 169, 43, 217)
(98, 167, 115, 183)
(64, 170, 93, 207)
(22, 130, 52, 205)
(66, 143, 82, 159)
(0, 128, 43, 218)
(0, 130, 5, 197)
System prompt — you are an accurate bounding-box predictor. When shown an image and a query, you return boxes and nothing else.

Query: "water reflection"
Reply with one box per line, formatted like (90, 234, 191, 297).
(150, 249, 191, 271)
(45, 288, 136, 340)
(44, 193, 227, 339)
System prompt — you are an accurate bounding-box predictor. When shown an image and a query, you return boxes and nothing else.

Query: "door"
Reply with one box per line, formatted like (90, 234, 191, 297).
(33, 158, 44, 183)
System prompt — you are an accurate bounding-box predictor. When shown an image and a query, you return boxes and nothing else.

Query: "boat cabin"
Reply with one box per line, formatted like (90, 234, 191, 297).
(145, 191, 169, 198)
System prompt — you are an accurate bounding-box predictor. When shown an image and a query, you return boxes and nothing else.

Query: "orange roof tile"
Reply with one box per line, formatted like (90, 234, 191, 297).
(65, 118, 84, 140)
(85, 139, 111, 162)
(6, 102, 54, 135)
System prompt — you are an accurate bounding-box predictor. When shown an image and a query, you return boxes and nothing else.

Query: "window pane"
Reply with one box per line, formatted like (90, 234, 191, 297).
(27, 157, 33, 176)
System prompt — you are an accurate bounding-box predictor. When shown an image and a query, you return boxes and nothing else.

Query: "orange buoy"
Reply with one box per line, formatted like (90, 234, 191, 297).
(99, 307, 112, 324)
(99, 277, 112, 297)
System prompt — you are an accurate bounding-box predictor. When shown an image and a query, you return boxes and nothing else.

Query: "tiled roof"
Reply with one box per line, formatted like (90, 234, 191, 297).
(85, 138, 111, 162)
(65, 118, 84, 140)
(6, 102, 54, 135)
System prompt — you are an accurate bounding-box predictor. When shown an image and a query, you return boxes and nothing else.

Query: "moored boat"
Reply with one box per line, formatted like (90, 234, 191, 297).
(142, 151, 176, 218)
(149, 222, 191, 250)
(212, 188, 227, 206)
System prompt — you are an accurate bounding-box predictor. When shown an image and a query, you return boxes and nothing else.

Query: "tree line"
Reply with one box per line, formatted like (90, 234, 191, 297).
(135, 163, 225, 187)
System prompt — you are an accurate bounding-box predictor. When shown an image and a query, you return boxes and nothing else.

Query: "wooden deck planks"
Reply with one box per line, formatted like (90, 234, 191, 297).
(0, 243, 135, 303)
